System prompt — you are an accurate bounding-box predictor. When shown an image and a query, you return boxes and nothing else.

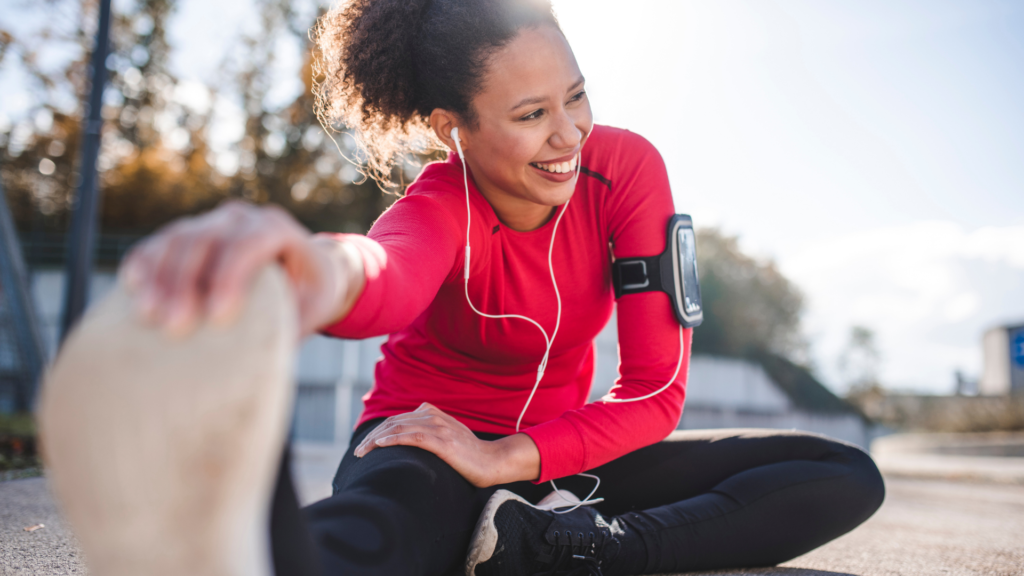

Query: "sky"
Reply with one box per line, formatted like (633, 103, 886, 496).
(2, 0, 1022, 394)
(551, 0, 1024, 393)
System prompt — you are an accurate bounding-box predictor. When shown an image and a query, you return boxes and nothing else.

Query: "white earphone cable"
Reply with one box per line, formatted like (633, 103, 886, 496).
(453, 128, 573, 433)
(601, 324, 685, 403)
(451, 128, 682, 514)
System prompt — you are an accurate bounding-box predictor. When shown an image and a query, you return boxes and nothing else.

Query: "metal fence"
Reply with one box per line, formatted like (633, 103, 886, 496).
(293, 384, 337, 443)
(18, 233, 143, 269)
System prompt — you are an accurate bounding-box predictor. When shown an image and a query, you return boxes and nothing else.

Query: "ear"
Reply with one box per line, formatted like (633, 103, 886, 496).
(430, 109, 466, 153)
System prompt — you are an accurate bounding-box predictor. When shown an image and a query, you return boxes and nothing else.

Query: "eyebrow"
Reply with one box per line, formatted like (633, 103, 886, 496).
(509, 76, 586, 111)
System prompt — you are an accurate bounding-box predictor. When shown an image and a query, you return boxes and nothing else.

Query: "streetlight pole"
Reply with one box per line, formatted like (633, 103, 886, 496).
(59, 0, 112, 343)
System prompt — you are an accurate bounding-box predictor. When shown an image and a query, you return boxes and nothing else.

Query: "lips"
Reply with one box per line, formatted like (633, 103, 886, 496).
(530, 155, 578, 174)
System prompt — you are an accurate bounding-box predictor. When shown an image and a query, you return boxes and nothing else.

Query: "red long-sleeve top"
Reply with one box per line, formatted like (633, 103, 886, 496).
(322, 125, 691, 483)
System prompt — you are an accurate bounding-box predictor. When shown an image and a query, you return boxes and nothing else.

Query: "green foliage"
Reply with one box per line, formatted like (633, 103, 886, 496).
(0, 412, 39, 473)
(0, 412, 35, 437)
(692, 228, 805, 359)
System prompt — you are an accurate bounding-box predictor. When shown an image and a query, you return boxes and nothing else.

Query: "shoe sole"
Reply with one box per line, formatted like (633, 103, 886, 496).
(464, 488, 534, 576)
(37, 266, 297, 576)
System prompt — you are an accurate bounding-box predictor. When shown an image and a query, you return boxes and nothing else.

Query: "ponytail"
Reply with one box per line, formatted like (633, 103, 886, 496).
(312, 0, 559, 189)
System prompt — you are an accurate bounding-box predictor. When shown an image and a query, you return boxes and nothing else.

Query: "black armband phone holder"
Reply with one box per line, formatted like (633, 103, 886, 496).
(611, 214, 703, 328)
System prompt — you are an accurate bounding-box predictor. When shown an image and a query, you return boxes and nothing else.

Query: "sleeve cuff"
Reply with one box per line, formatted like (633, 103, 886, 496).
(521, 417, 587, 484)
(317, 233, 387, 339)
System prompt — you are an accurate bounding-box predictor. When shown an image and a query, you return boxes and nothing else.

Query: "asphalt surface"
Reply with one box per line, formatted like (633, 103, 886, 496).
(2, 474, 1023, 576)
(0, 477, 84, 576)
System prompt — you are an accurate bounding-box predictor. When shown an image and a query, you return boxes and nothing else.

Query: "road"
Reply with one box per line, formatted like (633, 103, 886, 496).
(2, 474, 1022, 575)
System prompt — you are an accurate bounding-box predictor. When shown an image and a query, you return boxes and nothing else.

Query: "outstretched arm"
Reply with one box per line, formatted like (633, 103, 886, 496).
(318, 194, 464, 339)
(120, 200, 365, 339)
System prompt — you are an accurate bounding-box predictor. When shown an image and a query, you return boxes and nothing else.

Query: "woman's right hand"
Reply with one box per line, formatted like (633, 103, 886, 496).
(119, 200, 364, 338)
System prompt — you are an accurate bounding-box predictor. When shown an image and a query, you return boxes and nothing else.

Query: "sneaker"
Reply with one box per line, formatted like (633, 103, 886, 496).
(37, 266, 298, 576)
(465, 489, 635, 576)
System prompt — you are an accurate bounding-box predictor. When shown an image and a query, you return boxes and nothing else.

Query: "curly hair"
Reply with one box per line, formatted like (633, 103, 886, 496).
(311, 0, 560, 189)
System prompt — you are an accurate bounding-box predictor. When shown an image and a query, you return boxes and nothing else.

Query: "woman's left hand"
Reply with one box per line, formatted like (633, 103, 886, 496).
(353, 403, 540, 488)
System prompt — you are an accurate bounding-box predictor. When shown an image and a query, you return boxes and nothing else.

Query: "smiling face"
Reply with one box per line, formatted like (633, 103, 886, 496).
(432, 25, 593, 231)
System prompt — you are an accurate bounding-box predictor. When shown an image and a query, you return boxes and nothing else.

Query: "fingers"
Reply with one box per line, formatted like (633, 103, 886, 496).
(117, 201, 319, 334)
(354, 420, 452, 458)
(372, 430, 449, 455)
(354, 414, 449, 457)
(205, 205, 312, 326)
(416, 402, 471, 432)
(160, 230, 220, 336)
(205, 224, 284, 324)
(130, 220, 202, 325)
(121, 209, 235, 327)
(120, 238, 164, 320)
(352, 407, 498, 488)
(353, 404, 457, 457)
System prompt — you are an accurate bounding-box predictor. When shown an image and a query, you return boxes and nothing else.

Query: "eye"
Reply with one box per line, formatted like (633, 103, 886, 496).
(520, 109, 544, 121)
(568, 90, 587, 103)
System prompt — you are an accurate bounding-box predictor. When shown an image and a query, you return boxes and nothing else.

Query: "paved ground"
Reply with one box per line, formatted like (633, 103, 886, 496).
(3, 473, 1023, 576)
(0, 477, 84, 575)
(871, 432, 1024, 486)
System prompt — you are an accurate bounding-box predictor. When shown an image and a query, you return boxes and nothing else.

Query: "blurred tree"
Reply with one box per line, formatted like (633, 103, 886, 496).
(837, 325, 888, 418)
(98, 0, 227, 232)
(3, 2, 817, 372)
(692, 228, 805, 359)
(219, 0, 405, 233)
(0, 0, 221, 234)
(838, 325, 881, 391)
(0, 0, 395, 242)
(838, 325, 889, 418)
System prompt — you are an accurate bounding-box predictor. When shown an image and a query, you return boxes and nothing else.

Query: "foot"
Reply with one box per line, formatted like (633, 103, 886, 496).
(465, 489, 640, 576)
(37, 266, 298, 576)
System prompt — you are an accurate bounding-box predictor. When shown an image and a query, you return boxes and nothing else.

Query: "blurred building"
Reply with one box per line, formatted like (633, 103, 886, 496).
(5, 267, 874, 450)
(679, 356, 873, 447)
(291, 313, 874, 452)
(980, 324, 1024, 396)
(591, 318, 875, 448)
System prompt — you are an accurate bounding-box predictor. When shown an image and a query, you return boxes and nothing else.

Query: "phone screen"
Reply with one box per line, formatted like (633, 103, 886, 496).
(677, 227, 702, 315)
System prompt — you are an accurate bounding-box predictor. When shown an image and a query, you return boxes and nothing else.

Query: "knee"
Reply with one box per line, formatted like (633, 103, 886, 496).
(305, 494, 401, 568)
(365, 446, 443, 485)
(308, 449, 478, 575)
(331, 444, 478, 526)
(834, 442, 886, 521)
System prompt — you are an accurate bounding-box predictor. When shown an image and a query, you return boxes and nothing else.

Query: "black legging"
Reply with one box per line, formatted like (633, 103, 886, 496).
(270, 418, 885, 576)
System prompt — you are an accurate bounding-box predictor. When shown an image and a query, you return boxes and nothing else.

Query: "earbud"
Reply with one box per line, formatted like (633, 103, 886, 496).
(451, 127, 464, 156)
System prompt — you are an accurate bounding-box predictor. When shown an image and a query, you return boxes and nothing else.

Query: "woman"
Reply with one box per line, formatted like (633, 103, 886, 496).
(83, 0, 884, 575)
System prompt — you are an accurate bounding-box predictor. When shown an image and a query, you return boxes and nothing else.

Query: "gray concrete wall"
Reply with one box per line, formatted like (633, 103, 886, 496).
(29, 268, 118, 359)
(678, 406, 870, 448)
(16, 270, 871, 450)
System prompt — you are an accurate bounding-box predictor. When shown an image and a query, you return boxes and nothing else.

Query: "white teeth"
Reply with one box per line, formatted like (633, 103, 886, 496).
(533, 156, 579, 174)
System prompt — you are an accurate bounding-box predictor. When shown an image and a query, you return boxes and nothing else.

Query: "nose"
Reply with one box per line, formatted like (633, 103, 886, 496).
(549, 109, 583, 152)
